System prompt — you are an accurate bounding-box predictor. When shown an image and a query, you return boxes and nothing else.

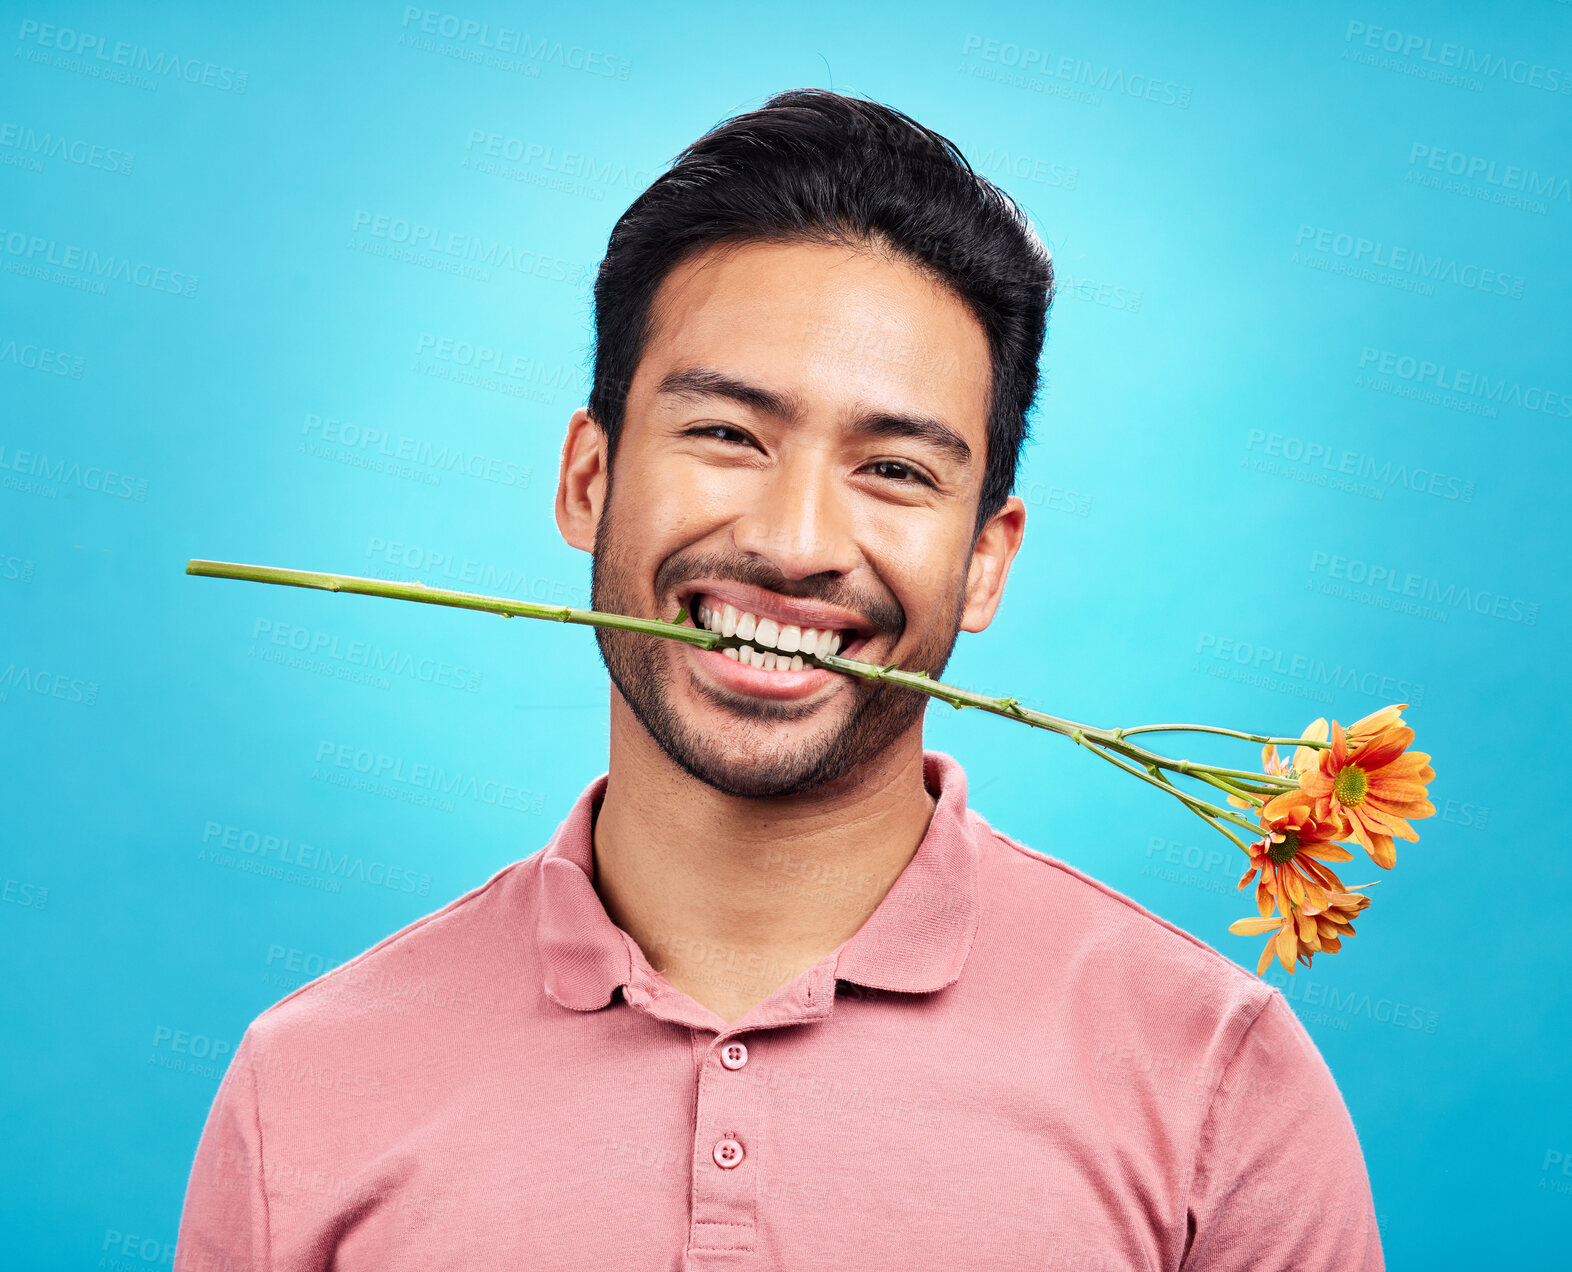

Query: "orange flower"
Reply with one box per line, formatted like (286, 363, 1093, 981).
(1230, 888, 1373, 976)
(1290, 717, 1331, 780)
(1229, 910, 1300, 975)
(1305, 888, 1373, 960)
(1237, 790, 1354, 917)
(1300, 712, 1435, 869)
(1226, 742, 1293, 810)
(1227, 718, 1331, 810)
(1345, 702, 1408, 744)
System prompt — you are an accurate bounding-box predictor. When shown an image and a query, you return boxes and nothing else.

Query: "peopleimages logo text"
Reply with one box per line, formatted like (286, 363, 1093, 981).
(0, 122, 134, 174)
(397, 8, 631, 78)
(351, 211, 590, 287)
(1294, 225, 1525, 297)
(1408, 144, 1570, 204)
(960, 34, 1192, 107)
(1244, 431, 1474, 502)
(314, 741, 547, 816)
(0, 226, 198, 296)
(0, 337, 85, 378)
(1194, 634, 1425, 706)
(201, 822, 433, 895)
(1357, 348, 1572, 418)
(1344, 21, 1572, 94)
(1308, 552, 1538, 625)
(0, 442, 148, 500)
(302, 414, 531, 489)
(15, 19, 249, 92)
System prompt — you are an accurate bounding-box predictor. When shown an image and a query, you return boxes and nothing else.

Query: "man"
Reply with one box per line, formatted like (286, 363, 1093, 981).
(177, 89, 1383, 1269)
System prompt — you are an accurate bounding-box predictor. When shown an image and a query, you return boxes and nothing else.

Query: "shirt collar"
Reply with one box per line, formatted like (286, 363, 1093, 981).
(536, 750, 981, 1014)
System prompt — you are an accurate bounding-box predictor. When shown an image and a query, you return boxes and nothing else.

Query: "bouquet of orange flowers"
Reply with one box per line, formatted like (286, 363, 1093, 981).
(1224, 707, 1434, 975)
(186, 559, 1435, 977)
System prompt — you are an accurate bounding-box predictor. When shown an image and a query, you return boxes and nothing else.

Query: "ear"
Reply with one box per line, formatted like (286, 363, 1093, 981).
(959, 495, 1026, 633)
(556, 407, 609, 554)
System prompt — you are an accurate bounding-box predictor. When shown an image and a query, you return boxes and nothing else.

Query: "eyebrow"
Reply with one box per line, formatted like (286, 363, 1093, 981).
(655, 366, 974, 467)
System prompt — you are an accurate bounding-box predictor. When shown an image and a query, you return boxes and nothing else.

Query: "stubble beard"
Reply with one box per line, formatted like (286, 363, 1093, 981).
(589, 499, 966, 799)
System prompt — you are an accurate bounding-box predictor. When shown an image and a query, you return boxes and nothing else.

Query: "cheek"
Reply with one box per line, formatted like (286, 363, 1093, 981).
(869, 515, 970, 609)
(614, 454, 732, 544)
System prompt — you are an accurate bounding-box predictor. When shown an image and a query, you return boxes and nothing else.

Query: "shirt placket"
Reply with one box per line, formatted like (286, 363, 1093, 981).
(620, 948, 840, 1269)
(686, 1031, 761, 1263)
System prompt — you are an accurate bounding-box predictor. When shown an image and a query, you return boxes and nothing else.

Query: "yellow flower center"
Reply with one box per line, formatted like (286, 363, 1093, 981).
(1267, 830, 1301, 864)
(1333, 764, 1369, 806)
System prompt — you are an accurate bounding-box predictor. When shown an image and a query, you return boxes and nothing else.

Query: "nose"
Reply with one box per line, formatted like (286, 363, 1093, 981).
(731, 446, 859, 581)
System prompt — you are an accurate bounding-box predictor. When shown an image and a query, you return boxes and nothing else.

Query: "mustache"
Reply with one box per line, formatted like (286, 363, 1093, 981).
(653, 550, 905, 636)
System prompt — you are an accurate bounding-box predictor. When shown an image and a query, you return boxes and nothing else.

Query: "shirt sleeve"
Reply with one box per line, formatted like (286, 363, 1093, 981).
(175, 1025, 273, 1272)
(1181, 989, 1384, 1271)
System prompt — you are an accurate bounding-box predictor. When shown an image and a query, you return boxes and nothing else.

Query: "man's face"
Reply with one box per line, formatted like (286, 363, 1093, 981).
(573, 238, 1013, 798)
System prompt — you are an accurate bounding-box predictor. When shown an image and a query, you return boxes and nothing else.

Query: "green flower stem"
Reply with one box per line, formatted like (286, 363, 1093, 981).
(1189, 771, 1267, 806)
(1146, 765, 1253, 853)
(185, 558, 728, 648)
(1180, 764, 1297, 788)
(1113, 722, 1334, 752)
(808, 658, 1280, 820)
(184, 559, 1283, 843)
(1069, 743, 1263, 836)
(1182, 800, 1251, 855)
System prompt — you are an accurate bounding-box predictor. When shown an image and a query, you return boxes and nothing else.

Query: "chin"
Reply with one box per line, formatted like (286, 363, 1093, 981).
(661, 715, 855, 799)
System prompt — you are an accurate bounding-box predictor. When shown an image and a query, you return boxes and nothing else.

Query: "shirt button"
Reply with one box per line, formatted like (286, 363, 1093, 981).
(713, 1137, 745, 1169)
(719, 1041, 749, 1070)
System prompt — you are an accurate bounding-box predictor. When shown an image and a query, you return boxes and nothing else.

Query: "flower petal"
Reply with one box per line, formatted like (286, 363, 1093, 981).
(1351, 704, 1406, 733)
(1365, 835, 1396, 869)
(1354, 805, 1415, 836)
(1294, 719, 1329, 777)
(1275, 925, 1298, 973)
(1298, 841, 1354, 862)
(1328, 721, 1348, 768)
(1380, 752, 1433, 778)
(1262, 789, 1311, 824)
(1344, 814, 1377, 856)
(1352, 727, 1415, 770)
(1366, 793, 1436, 820)
(1299, 770, 1333, 799)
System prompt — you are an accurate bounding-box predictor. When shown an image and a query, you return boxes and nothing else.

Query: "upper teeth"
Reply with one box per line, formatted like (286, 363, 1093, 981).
(695, 599, 843, 660)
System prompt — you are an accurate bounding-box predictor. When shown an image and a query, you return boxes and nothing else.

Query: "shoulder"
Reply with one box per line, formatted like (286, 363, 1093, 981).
(970, 811, 1278, 1043)
(243, 852, 545, 1057)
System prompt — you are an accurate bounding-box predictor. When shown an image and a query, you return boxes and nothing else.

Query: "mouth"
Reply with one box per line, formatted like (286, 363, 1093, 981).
(679, 583, 875, 668)
(670, 581, 881, 700)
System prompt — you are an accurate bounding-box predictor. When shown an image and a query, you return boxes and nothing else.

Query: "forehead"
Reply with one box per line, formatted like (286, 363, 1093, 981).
(634, 239, 991, 441)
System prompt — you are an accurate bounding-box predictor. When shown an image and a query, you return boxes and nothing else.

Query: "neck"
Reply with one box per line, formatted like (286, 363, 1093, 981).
(591, 694, 937, 1024)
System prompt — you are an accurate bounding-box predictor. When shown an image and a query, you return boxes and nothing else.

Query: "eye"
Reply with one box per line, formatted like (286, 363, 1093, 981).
(685, 423, 757, 446)
(863, 458, 936, 488)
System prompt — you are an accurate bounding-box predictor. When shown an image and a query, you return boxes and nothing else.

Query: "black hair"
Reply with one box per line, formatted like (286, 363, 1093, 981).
(587, 88, 1054, 532)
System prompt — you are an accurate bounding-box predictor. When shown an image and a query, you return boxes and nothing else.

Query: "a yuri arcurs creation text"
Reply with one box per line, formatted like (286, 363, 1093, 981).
(186, 559, 1436, 977)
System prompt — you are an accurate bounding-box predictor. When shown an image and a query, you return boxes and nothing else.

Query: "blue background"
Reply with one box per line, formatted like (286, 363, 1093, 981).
(3, 0, 1568, 1264)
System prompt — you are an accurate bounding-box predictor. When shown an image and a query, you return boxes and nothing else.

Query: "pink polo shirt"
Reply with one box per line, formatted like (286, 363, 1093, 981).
(176, 750, 1383, 1271)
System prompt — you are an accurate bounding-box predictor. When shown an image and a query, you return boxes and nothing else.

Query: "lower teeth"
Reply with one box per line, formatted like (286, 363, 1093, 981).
(723, 644, 810, 671)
